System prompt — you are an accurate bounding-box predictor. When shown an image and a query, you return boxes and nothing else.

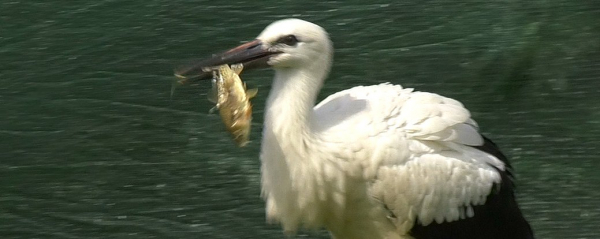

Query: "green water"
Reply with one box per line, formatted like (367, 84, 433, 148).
(1, 1, 599, 238)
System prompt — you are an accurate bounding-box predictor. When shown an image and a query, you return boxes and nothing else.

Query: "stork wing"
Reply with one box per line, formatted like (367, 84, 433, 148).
(315, 84, 514, 235)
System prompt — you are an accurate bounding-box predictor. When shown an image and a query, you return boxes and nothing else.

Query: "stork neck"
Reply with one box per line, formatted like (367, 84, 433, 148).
(265, 57, 331, 144)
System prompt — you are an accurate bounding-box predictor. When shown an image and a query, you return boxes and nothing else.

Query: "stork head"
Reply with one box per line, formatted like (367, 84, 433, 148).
(174, 19, 332, 78)
(256, 19, 332, 69)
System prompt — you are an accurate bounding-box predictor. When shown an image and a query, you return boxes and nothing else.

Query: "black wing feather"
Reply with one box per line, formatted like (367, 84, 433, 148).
(409, 135, 534, 239)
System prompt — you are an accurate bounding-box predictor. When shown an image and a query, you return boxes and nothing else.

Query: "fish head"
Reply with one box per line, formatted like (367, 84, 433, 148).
(218, 64, 232, 76)
(217, 64, 243, 84)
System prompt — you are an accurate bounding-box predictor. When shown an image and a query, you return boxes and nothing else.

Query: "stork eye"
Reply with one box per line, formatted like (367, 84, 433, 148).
(277, 35, 299, 46)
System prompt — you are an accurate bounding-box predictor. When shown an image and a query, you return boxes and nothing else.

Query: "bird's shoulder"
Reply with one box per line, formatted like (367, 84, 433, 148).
(313, 83, 482, 146)
(311, 82, 502, 175)
(313, 83, 410, 135)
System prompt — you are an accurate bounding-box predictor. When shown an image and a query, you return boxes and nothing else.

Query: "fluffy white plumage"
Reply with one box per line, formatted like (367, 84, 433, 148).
(254, 19, 508, 239)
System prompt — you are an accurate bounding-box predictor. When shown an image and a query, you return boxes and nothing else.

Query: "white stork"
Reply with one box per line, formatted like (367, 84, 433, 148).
(176, 18, 534, 239)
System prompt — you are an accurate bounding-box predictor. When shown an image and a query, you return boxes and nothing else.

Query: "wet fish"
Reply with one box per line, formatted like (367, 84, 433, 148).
(207, 64, 258, 147)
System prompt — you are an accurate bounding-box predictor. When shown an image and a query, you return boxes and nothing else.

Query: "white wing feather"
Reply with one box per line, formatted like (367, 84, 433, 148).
(313, 83, 506, 234)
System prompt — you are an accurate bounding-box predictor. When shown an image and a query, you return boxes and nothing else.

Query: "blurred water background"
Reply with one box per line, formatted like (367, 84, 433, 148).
(1, 0, 599, 238)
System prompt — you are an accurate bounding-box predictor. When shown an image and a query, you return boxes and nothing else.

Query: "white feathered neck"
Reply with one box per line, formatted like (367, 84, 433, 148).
(260, 38, 338, 232)
(263, 45, 333, 151)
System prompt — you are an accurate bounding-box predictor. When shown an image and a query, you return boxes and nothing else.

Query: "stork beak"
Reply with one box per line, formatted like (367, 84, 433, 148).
(174, 39, 277, 80)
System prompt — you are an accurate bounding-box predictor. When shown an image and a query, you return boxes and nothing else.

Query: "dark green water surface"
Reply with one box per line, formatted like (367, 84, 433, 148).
(1, 1, 599, 238)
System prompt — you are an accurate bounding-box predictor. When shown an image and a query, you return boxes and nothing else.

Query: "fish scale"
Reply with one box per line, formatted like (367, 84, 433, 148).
(206, 64, 258, 147)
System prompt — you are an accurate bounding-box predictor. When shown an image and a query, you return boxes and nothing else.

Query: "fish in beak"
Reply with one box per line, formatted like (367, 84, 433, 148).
(174, 39, 279, 80)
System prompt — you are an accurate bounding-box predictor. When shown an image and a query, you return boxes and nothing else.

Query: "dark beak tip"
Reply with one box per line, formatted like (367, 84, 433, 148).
(173, 39, 273, 80)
